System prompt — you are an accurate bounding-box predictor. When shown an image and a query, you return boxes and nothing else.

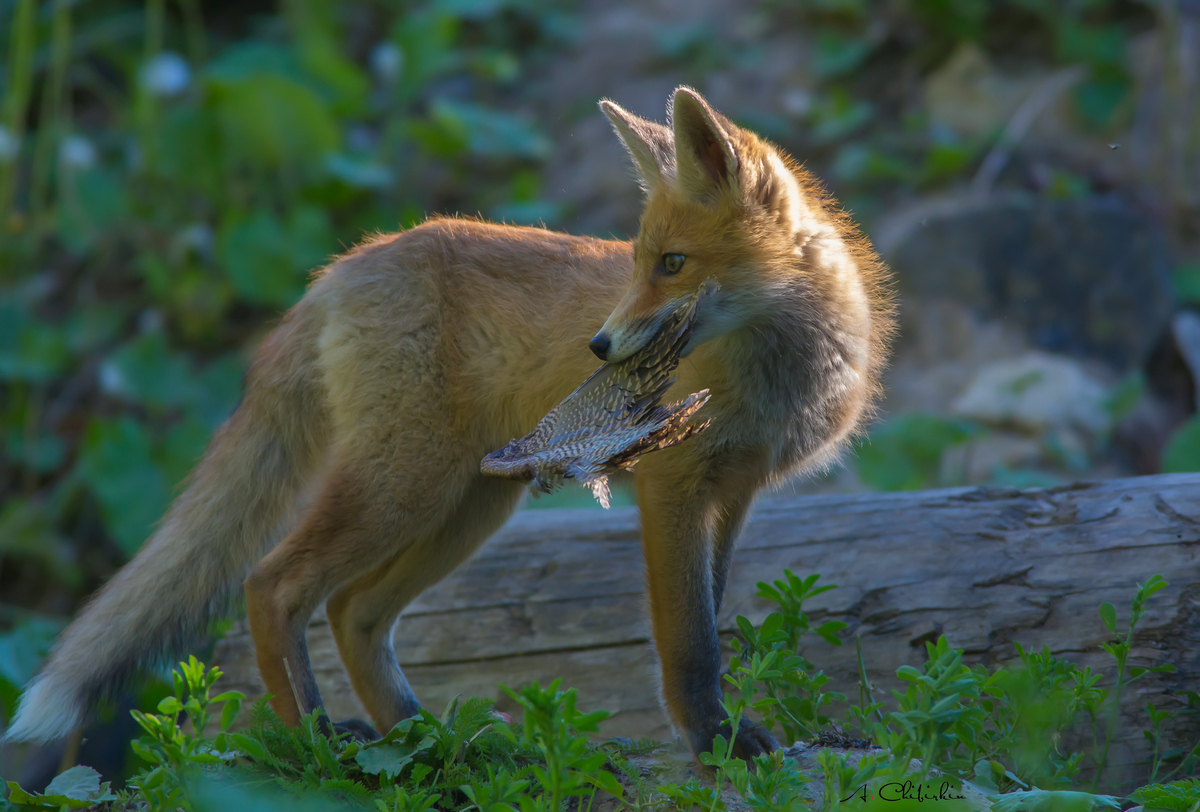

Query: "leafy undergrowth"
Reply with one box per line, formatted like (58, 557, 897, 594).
(6, 572, 1200, 811)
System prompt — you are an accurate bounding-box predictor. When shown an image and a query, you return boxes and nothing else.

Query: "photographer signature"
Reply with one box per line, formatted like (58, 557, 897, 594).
(841, 780, 967, 804)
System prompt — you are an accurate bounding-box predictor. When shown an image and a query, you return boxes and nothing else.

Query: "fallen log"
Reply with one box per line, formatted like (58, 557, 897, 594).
(213, 473, 1200, 785)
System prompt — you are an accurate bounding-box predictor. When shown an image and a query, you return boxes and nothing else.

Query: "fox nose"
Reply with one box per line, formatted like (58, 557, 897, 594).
(589, 333, 611, 361)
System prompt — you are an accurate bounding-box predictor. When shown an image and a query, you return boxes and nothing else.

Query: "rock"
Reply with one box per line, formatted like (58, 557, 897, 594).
(940, 432, 1044, 484)
(883, 299, 1031, 416)
(883, 194, 1175, 370)
(924, 43, 1037, 138)
(951, 352, 1112, 437)
(1116, 309, 1200, 474)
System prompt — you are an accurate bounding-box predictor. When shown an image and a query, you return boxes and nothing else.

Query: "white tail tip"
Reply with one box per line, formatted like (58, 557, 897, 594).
(4, 678, 83, 744)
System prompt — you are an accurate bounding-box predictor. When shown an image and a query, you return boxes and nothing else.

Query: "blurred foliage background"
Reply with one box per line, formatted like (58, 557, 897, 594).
(2, 0, 1200, 780)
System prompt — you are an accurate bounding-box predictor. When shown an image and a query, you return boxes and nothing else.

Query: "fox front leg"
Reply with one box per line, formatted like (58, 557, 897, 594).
(635, 466, 778, 759)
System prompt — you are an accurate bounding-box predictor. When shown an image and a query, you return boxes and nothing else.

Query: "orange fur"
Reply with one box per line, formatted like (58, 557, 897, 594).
(7, 89, 893, 758)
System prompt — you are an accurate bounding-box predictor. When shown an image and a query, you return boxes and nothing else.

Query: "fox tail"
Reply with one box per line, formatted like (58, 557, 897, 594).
(5, 302, 329, 743)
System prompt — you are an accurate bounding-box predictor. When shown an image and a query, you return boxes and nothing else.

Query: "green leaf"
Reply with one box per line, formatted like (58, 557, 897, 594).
(217, 209, 297, 307)
(815, 620, 847, 646)
(1099, 602, 1117, 633)
(291, 21, 369, 116)
(209, 72, 340, 168)
(230, 732, 269, 760)
(0, 616, 62, 724)
(76, 417, 170, 556)
(810, 88, 874, 144)
(1129, 778, 1200, 810)
(419, 100, 551, 160)
(324, 153, 393, 189)
(206, 42, 302, 82)
(56, 167, 130, 254)
(218, 206, 333, 308)
(855, 412, 976, 491)
(587, 768, 625, 798)
(1173, 262, 1200, 304)
(160, 415, 212, 487)
(1162, 415, 1200, 473)
(355, 743, 415, 780)
(192, 354, 246, 429)
(220, 696, 242, 731)
(6, 766, 117, 808)
(813, 31, 874, 78)
(101, 332, 196, 410)
(989, 789, 1120, 811)
(153, 105, 223, 197)
(45, 766, 108, 801)
(0, 498, 79, 588)
(0, 300, 70, 382)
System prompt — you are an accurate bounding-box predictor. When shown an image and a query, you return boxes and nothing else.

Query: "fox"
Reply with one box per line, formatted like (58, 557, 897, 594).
(7, 87, 893, 759)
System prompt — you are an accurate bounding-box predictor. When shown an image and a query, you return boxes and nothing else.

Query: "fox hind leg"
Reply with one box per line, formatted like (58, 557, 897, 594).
(243, 451, 466, 735)
(326, 475, 524, 735)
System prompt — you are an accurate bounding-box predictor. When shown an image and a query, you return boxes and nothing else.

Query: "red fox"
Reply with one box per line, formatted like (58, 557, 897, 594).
(7, 87, 893, 758)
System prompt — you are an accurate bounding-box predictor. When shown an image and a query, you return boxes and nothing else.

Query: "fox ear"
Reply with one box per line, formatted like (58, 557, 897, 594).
(670, 87, 739, 204)
(600, 99, 675, 194)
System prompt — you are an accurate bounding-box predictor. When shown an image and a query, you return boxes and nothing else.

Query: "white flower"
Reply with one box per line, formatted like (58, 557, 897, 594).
(781, 88, 813, 117)
(173, 222, 214, 261)
(370, 42, 404, 83)
(138, 309, 164, 334)
(0, 125, 19, 163)
(140, 51, 191, 97)
(59, 135, 97, 170)
(98, 360, 125, 395)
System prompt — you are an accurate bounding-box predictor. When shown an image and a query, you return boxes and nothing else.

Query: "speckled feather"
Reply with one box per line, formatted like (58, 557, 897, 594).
(480, 280, 718, 506)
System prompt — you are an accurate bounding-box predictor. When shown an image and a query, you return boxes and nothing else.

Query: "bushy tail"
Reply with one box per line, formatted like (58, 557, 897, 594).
(6, 302, 330, 743)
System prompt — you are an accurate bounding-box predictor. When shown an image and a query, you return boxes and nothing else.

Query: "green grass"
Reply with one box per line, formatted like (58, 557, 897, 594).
(5, 571, 1199, 812)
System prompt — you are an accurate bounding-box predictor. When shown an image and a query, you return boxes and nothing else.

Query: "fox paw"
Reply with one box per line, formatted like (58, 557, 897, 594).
(332, 717, 379, 742)
(686, 716, 779, 760)
(729, 719, 779, 759)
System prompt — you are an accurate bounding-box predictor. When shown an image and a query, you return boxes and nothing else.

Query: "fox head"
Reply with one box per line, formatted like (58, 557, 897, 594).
(591, 87, 878, 365)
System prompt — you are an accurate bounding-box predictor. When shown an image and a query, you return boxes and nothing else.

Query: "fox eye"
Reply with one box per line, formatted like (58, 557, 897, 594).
(662, 253, 686, 274)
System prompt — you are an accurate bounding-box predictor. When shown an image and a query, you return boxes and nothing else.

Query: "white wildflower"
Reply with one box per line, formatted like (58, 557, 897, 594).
(0, 125, 19, 163)
(140, 51, 191, 97)
(370, 42, 404, 83)
(59, 135, 97, 170)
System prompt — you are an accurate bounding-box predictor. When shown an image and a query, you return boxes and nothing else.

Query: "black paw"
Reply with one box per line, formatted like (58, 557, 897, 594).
(729, 718, 779, 760)
(332, 717, 379, 742)
(687, 717, 779, 761)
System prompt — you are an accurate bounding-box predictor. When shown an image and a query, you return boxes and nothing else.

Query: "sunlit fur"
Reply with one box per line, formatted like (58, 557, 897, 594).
(6, 88, 893, 759)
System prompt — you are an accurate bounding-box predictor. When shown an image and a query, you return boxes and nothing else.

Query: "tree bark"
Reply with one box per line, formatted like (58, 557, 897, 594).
(213, 473, 1200, 785)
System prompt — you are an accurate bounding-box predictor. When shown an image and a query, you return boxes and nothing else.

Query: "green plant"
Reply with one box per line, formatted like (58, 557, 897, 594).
(854, 413, 978, 492)
(1091, 575, 1175, 787)
(1128, 777, 1200, 811)
(126, 656, 244, 810)
(874, 637, 986, 782)
(731, 571, 848, 744)
(4, 765, 118, 809)
(815, 748, 886, 812)
(500, 680, 623, 811)
(6, 571, 1198, 812)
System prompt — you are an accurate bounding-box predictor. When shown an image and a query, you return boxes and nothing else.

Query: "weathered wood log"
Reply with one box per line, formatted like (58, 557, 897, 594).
(213, 473, 1200, 785)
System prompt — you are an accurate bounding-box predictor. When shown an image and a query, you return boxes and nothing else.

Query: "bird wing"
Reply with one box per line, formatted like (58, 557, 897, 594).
(480, 278, 718, 504)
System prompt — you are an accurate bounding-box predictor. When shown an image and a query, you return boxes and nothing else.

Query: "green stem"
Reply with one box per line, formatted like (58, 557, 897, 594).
(136, 0, 166, 173)
(30, 0, 72, 238)
(0, 0, 37, 242)
(175, 0, 206, 64)
(1094, 647, 1129, 791)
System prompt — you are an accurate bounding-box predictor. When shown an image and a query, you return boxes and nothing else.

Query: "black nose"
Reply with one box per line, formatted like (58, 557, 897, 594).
(589, 333, 611, 361)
